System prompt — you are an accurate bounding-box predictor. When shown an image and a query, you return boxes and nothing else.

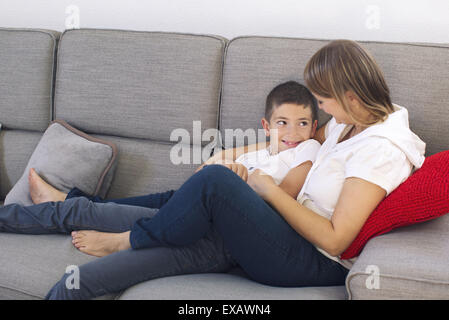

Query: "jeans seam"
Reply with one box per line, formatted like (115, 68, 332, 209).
(68, 223, 128, 233)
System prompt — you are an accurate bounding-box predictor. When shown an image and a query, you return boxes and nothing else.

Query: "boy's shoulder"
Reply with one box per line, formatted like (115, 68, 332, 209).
(279, 139, 322, 167)
(299, 138, 321, 148)
(290, 139, 321, 154)
(278, 139, 321, 161)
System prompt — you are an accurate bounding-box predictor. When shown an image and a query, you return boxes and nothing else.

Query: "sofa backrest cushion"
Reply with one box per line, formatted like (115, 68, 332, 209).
(219, 37, 449, 156)
(0, 28, 57, 131)
(0, 28, 58, 199)
(54, 29, 226, 145)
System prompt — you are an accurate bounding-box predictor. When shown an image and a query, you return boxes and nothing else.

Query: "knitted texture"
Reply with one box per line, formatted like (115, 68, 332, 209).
(341, 150, 449, 260)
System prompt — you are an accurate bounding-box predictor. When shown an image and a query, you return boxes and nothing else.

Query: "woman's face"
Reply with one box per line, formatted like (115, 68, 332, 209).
(312, 93, 352, 124)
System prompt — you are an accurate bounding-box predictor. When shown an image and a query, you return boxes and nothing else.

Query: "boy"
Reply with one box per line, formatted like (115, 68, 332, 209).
(206, 81, 320, 199)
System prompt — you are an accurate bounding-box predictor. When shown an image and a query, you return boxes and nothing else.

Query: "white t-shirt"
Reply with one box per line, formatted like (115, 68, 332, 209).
(297, 105, 425, 269)
(235, 139, 321, 185)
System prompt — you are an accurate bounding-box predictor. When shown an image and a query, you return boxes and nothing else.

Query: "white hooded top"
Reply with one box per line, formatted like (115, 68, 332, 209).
(297, 104, 426, 269)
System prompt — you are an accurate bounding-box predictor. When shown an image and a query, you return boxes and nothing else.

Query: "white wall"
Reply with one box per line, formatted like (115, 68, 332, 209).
(0, 0, 448, 43)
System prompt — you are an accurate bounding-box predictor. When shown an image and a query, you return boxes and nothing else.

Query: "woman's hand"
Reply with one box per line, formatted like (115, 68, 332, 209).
(247, 169, 278, 199)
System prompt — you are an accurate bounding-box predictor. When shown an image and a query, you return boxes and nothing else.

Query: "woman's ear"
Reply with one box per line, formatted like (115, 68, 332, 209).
(261, 118, 270, 136)
(345, 91, 361, 109)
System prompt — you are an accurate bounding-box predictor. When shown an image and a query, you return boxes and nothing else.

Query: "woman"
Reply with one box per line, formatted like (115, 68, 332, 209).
(0, 40, 425, 299)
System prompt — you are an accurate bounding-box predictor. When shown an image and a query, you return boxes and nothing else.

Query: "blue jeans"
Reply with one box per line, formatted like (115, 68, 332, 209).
(66, 187, 175, 209)
(0, 165, 348, 299)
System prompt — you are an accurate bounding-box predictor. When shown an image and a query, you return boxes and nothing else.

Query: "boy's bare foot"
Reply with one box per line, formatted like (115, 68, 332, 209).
(71, 230, 131, 257)
(28, 168, 67, 204)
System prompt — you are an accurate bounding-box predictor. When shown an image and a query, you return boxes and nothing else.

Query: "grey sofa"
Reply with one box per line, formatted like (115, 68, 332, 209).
(0, 27, 448, 300)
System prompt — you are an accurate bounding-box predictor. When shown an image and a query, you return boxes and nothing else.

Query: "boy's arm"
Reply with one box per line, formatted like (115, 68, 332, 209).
(278, 161, 313, 199)
(195, 141, 270, 172)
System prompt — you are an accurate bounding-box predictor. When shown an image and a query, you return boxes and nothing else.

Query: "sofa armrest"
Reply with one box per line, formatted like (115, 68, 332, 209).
(345, 213, 449, 299)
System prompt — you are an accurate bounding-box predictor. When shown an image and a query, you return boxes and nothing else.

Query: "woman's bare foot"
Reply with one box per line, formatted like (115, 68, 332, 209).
(71, 230, 131, 257)
(28, 168, 67, 204)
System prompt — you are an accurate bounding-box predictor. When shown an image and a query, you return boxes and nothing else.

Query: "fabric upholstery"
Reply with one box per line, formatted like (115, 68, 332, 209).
(0, 130, 42, 199)
(54, 29, 226, 145)
(346, 214, 449, 299)
(118, 271, 347, 300)
(0, 28, 57, 131)
(92, 134, 200, 199)
(117, 268, 347, 300)
(0, 232, 117, 300)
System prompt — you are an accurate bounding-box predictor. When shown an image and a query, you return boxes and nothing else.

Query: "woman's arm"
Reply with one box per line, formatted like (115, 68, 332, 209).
(250, 174, 386, 256)
(196, 141, 270, 172)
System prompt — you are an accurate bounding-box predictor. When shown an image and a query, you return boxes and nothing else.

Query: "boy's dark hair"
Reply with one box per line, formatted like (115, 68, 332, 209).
(265, 81, 318, 123)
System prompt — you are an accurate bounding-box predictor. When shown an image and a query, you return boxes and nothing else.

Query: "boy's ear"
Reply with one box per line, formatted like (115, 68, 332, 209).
(261, 118, 270, 136)
(311, 120, 318, 138)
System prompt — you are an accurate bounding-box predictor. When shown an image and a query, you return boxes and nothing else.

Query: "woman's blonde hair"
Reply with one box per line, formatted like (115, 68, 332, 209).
(304, 39, 394, 126)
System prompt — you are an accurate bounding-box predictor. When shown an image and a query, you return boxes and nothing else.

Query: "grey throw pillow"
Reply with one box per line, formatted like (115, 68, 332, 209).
(4, 120, 118, 206)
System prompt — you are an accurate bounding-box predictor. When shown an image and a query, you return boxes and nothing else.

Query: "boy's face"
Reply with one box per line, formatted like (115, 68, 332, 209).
(262, 103, 317, 153)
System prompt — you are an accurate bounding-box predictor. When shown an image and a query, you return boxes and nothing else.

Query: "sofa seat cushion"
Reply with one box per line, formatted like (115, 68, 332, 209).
(0, 233, 116, 299)
(346, 213, 449, 299)
(117, 270, 347, 300)
(0, 231, 346, 300)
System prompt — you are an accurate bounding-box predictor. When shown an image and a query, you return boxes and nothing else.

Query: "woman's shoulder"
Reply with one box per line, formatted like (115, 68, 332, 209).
(344, 137, 412, 179)
(352, 136, 404, 154)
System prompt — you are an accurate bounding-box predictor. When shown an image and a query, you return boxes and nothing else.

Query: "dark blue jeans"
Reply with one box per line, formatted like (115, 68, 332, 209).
(66, 187, 175, 209)
(0, 165, 348, 299)
(127, 165, 348, 287)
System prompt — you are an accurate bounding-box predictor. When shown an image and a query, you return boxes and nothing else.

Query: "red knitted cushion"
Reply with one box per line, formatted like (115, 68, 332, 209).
(340, 150, 449, 260)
